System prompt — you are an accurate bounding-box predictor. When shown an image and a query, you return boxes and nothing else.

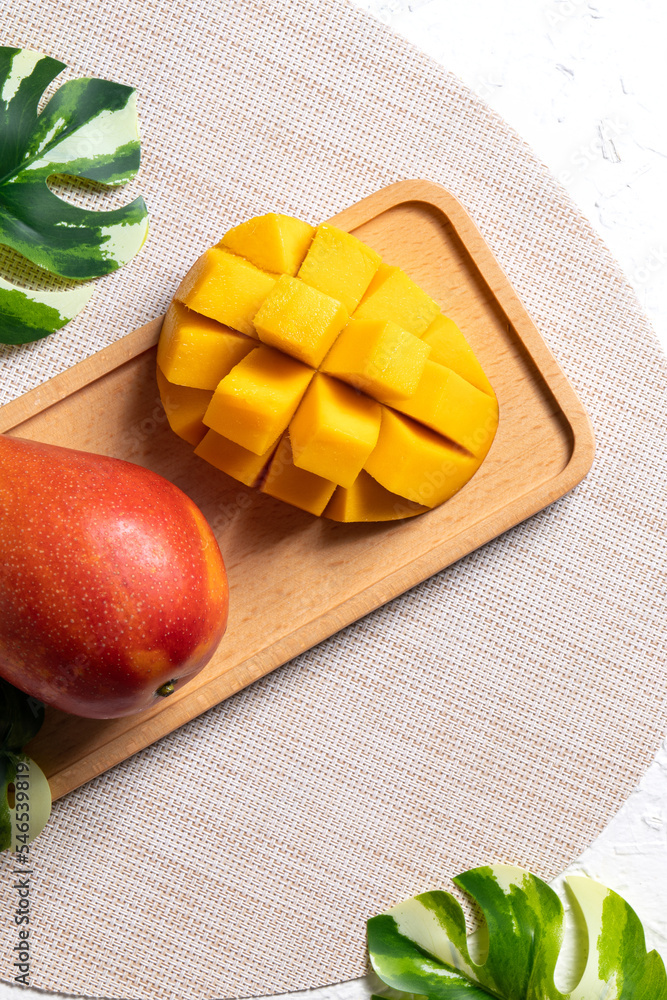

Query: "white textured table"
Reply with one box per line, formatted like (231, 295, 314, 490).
(2, 2, 666, 997)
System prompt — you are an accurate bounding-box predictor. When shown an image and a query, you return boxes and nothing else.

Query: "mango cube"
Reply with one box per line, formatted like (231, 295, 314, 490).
(254, 275, 348, 367)
(158, 301, 255, 390)
(321, 318, 430, 399)
(298, 224, 381, 313)
(203, 346, 313, 455)
(156, 367, 212, 446)
(392, 360, 498, 456)
(289, 374, 381, 488)
(219, 213, 315, 275)
(175, 247, 276, 336)
(365, 409, 480, 508)
(261, 434, 336, 516)
(194, 429, 274, 487)
(354, 264, 439, 335)
(423, 313, 494, 396)
(324, 471, 428, 522)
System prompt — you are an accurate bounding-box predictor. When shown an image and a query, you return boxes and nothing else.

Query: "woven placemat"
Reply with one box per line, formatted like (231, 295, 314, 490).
(0, 1, 666, 998)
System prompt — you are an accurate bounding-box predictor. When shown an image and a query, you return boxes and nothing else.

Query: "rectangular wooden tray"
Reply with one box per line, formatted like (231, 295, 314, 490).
(2, 180, 594, 800)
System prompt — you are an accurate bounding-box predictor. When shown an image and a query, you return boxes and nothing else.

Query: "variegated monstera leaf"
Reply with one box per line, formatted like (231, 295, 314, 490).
(0, 47, 148, 344)
(368, 864, 667, 1000)
(0, 679, 51, 851)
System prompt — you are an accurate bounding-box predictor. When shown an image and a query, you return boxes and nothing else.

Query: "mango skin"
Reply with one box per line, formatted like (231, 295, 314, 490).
(0, 436, 228, 719)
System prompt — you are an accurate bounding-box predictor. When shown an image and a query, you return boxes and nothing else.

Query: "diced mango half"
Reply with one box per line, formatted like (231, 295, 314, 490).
(354, 264, 439, 335)
(391, 360, 498, 457)
(219, 213, 315, 275)
(156, 367, 212, 446)
(158, 301, 255, 390)
(321, 318, 430, 400)
(365, 409, 481, 508)
(324, 471, 428, 522)
(203, 346, 313, 455)
(298, 224, 381, 313)
(423, 313, 494, 396)
(254, 275, 348, 367)
(159, 212, 498, 521)
(289, 374, 381, 488)
(194, 429, 274, 488)
(175, 247, 276, 336)
(261, 434, 336, 516)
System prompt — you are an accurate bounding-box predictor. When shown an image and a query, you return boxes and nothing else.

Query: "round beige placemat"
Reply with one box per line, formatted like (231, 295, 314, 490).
(0, 1, 666, 998)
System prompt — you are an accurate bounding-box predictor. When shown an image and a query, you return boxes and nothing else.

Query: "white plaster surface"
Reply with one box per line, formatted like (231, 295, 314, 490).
(2, 1, 667, 997)
(353, 0, 667, 356)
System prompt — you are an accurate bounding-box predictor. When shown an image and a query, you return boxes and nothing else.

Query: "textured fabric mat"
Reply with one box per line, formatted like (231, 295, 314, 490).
(0, 1, 666, 998)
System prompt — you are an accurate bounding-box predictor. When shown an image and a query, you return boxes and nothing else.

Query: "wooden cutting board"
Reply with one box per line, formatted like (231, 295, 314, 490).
(1, 180, 594, 800)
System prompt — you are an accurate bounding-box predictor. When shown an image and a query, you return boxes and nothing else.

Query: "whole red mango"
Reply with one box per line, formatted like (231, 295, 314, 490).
(0, 436, 228, 718)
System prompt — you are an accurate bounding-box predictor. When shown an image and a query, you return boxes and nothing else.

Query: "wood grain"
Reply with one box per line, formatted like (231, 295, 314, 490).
(4, 180, 594, 800)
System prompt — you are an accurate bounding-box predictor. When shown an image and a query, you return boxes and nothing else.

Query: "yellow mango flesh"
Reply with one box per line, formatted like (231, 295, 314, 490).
(156, 367, 212, 446)
(158, 212, 498, 521)
(203, 346, 314, 455)
(365, 409, 481, 508)
(321, 318, 431, 400)
(219, 213, 315, 275)
(254, 274, 348, 367)
(261, 434, 336, 516)
(354, 264, 440, 335)
(289, 374, 381, 489)
(175, 247, 276, 336)
(324, 471, 428, 522)
(391, 360, 498, 457)
(158, 301, 255, 390)
(423, 313, 494, 396)
(298, 224, 381, 313)
(194, 428, 275, 487)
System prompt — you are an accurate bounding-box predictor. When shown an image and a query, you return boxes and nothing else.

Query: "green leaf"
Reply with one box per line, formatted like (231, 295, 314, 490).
(0, 751, 52, 852)
(367, 864, 667, 1000)
(0, 272, 95, 343)
(0, 46, 148, 277)
(0, 677, 45, 750)
(566, 876, 667, 1000)
(0, 46, 149, 343)
(0, 752, 18, 850)
(0, 682, 49, 852)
